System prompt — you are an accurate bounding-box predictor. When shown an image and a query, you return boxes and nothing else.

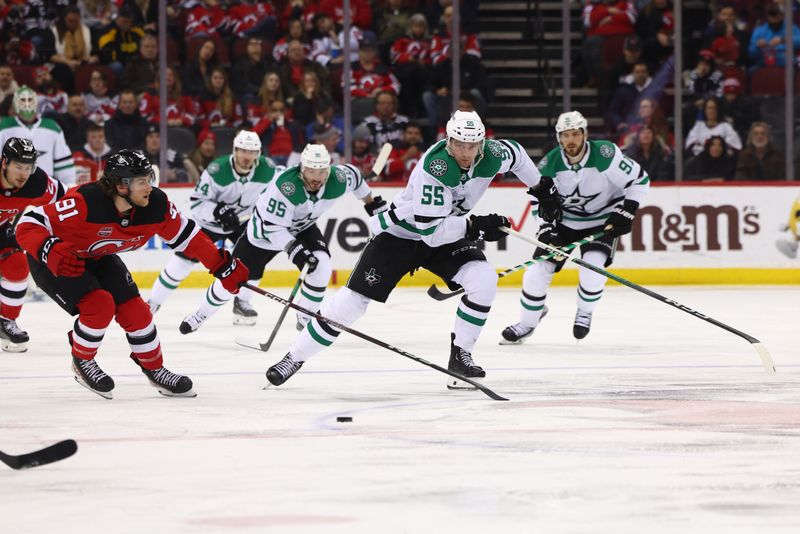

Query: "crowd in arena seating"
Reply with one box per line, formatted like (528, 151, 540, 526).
(0, 0, 487, 184)
(583, 0, 800, 181)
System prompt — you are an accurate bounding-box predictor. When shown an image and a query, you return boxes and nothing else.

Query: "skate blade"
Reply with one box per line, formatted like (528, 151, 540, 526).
(233, 315, 257, 326)
(155, 387, 197, 398)
(73, 375, 113, 399)
(498, 337, 527, 345)
(1, 340, 29, 352)
(446, 377, 482, 390)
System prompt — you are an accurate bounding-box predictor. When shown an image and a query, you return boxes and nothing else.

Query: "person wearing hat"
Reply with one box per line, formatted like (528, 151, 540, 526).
(311, 123, 343, 165)
(685, 50, 723, 109)
(97, 6, 146, 76)
(718, 77, 756, 140)
(748, 2, 800, 71)
(350, 35, 401, 100)
(189, 129, 217, 178)
(141, 123, 193, 184)
(32, 65, 68, 118)
(350, 122, 376, 178)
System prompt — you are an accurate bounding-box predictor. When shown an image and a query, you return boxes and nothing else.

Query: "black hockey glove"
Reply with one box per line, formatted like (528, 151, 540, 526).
(527, 176, 562, 223)
(466, 214, 510, 242)
(605, 199, 639, 237)
(213, 203, 240, 233)
(285, 240, 319, 273)
(364, 195, 388, 216)
(1, 223, 18, 249)
(533, 223, 561, 259)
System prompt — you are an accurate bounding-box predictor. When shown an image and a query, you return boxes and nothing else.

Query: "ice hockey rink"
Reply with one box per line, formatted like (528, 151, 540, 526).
(1, 285, 797, 533)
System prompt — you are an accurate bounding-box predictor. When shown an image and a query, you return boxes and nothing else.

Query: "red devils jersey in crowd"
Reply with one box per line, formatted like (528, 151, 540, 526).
(139, 91, 200, 128)
(16, 183, 222, 268)
(228, 2, 276, 37)
(0, 167, 65, 229)
(429, 32, 482, 65)
(390, 37, 431, 66)
(185, 4, 228, 38)
(348, 64, 400, 98)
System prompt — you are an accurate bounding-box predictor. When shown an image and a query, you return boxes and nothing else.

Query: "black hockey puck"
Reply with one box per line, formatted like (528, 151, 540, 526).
(336, 416, 353, 423)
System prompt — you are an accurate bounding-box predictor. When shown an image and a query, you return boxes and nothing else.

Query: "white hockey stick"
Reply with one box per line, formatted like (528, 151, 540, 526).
(504, 228, 777, 375)
(363, 143, 393, 181)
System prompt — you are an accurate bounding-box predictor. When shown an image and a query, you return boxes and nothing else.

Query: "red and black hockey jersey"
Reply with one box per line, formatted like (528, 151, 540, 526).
(16, 182, 222, 269)
(0, 167, 65, 228)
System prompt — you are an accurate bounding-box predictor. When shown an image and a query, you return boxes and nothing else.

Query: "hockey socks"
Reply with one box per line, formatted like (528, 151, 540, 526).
(453, 296, 490, 352)
(149, 255, 195, 307)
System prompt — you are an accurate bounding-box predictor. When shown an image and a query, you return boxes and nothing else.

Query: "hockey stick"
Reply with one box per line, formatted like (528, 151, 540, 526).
(244, 283, 509, 401)
(0, 439, 77, 470)
(503, 228, 777, 374)
(236, 264, 310, 352)
(363, 143, 393, 181)
(427, 231, 607, 301)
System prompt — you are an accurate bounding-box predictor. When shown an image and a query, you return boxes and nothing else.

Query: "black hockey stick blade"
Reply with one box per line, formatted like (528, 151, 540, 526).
(245, 283, 509, 401)
(235, 336, 269, 352)
(427, 283, 463, 301)
(0, 439, 77, 470)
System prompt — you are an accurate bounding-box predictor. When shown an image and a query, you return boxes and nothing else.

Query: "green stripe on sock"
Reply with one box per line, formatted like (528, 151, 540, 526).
(205, 291, 225, 307)
(520, 300, 544, 311)
(300, 289, 324, 302)
(578, 293, 602, 302)
(157, 274, 178, 290)
(456, 308, 486, 326)
(307, 321, 333, 346)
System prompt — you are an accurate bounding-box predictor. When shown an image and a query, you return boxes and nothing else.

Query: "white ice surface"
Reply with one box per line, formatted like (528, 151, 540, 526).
(1, 285, 798, 533)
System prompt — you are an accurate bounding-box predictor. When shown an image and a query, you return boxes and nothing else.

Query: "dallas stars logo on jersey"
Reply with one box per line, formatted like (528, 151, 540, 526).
(561, 184, 600, 215)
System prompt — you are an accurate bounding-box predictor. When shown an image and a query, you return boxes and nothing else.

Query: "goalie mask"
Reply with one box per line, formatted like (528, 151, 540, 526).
(13, 86, 38, 123)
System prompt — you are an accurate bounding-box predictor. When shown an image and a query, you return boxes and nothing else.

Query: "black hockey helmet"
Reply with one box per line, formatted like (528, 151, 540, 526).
(101, 149, 154, 188)
(2, 137, 37, 167)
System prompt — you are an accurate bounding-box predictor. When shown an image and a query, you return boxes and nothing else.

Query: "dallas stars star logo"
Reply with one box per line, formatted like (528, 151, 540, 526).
(364, 267, 381, 286)
(560, 184, 600, 215)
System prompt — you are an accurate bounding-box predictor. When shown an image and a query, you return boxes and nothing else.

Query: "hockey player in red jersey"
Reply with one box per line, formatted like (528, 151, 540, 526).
(16, 150, 249, 399)
(0, 137, 66, 352)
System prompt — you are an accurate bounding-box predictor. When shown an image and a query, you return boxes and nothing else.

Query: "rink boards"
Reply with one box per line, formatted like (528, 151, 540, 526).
(125, 184, 800, 287)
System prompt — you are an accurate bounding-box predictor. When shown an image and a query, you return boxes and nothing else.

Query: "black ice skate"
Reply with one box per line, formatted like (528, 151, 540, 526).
(72, 356, 115, 399)
(179, 310, 208, 334)
(573, 310, 593, 340)
(499, 306, 549, 345)
(233, 297, 257, 326)
(266, 353, 304, 387)
(129, 355, 196, 397)
(447, 333, 485, 390)
(0, 318, 29, 352)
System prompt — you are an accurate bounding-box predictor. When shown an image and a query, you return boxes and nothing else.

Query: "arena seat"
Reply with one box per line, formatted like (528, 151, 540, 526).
(10, 65, 35, 88)
(167, 127, 197, 157)
(750, 66, 787, 96)
(211, 126, 237, 155)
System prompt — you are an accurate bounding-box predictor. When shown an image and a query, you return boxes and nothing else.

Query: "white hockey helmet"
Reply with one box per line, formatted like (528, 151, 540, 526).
(555, 111, 588, 139)
(13, 86, 37, 122)
(300, 143, 331, 170)
(233, 129, 262, 152)
(445, 110, 485, 143)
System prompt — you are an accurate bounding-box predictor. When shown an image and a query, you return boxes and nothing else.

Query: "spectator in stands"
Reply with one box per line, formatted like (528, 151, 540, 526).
(185, 0, 228, 39)
(349, 35, 400, 100)
(199, 67, 243, 129)
(278, 39, 331, 102)
(319, 0, 373, 31)
(261, 100, 304, 165)
(376, 0, 413, 45)
(305, 97, 345, 153)
(231, 38, 276, 104)
(57, 95, 92, 152)
(686, 50, 723, 109)
(98, 6, 145, 76)
(0, 65, 19, 102)
(246, 72, 285, 135)
(635, 0, 673, 70)
(83, 68, 118, 124)
(624, 126, 673, 181)
(359, 90, 409, 151)
(391, 13, 431, 118)
(33, 66, 68, 118)
(734, 122, 786, 181)
(748, 2, 800, 71)
(139, 66, 199, 128)
(384, 122, 424, 182)
(79, 0, 117, 32)
(228, 0, 278, 40)
(104, 89, 149, 152)
(273, 18, 309, 64)
(182, 38, 219, 97)
(0, 6, 37, 66)
(189, 129, 217, 179)
(685, 97, 742, 157)
(430, 4, 482, 66)
(74, 122, 112, 167)
(142, 123, 194, 184)
(605, 62, 652, 133)
(121, 33, 158, 95)
(292, 71, 326, 127)
(717, 77, 756, 141)
(435, 91, 495, 141)
(685, 136, 736, 181)
(703, 3, 748, 66)
(350, 123, 377, 178)
(311, 122, 343, 164)
(618, 97, 673, 150)
(581, 0, 637, 86)
(601, 34, 642, 109)
(49, 7, 98, 94)
(309, 12, 344, 67)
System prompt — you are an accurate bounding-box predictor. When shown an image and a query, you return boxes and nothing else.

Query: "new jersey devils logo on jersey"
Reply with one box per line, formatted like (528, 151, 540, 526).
(82, 235, 146, 256)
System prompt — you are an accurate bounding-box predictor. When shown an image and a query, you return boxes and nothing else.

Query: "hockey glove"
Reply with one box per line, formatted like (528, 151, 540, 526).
(286, 240, 318, 273)
(39, 237, 85, 277)
(528, 176, 562, 223)
(213, 203, 241, 233)
(210, 249, 250, 294)
(606, 199, 639, 237)
(533, 223, 562, 259)
(1, 223, 18, 249)
(363, 195, 388, 216)
(466, 214, 510, 242)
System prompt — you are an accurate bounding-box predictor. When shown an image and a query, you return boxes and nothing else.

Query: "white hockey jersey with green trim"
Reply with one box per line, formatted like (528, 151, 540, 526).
(0, 116, 75, 186)
(535, 139, 650, 231)
(247, 163, 372, 251)
(189, 154, 280, 234)
(371, 138, 541, 246)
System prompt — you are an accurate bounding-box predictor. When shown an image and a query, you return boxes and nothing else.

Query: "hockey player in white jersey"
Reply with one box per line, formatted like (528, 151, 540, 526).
(148, 130, 278, 323)
(179, 143, 386, 334)
(0, 87, 75, 186)
(264, 111, 550, 389)
(500, 110, 650, 344)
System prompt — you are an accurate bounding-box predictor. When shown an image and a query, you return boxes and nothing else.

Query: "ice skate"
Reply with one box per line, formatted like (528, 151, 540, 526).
(500, 306, 548, 345)
(573, 310, 592, 340)
(266, 353, 304, 387)
(447, 334, 485, 390)
(72, 356, 114, 399)
(147, 300, 161, 314)
(0, 318, 29, 352)
(179, 310, 208, 334)
(776, 238, 798, 259)
(130, 355, 196, 397)
(233, 297, 257, 325)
